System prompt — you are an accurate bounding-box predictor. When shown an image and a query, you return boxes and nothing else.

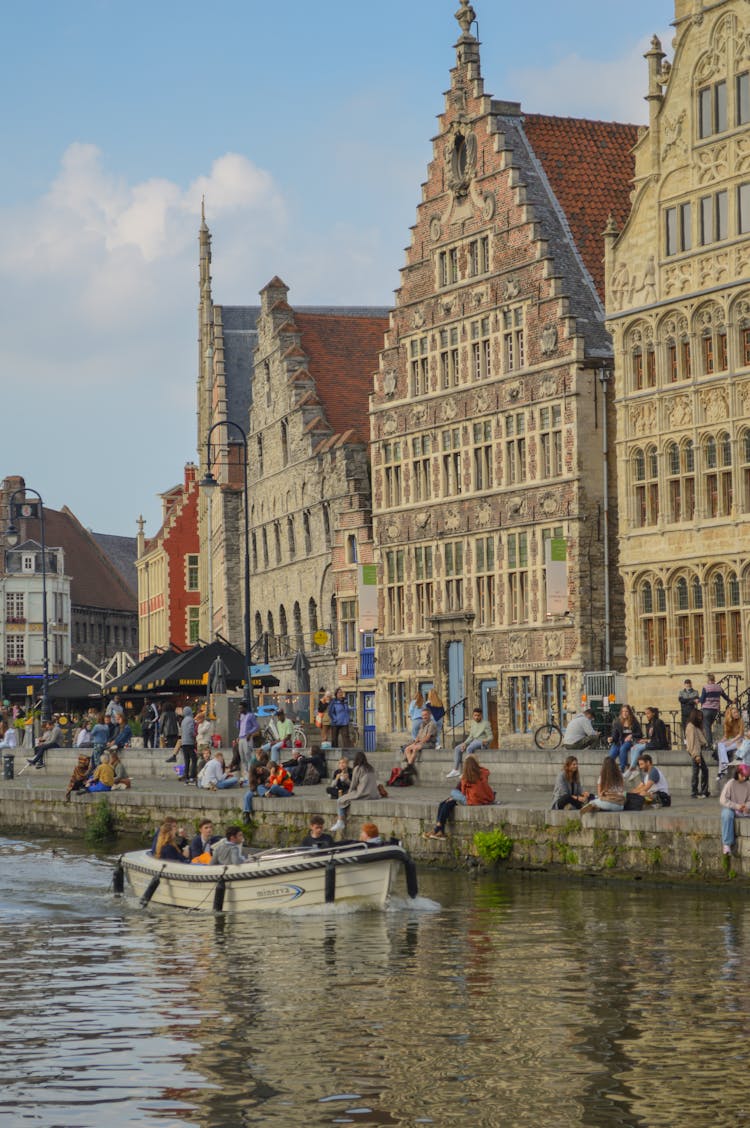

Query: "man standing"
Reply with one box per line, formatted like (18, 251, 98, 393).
(105, 695, 124, 740)
(700, 674, 730, 752)
(327, 687, 352, 749)
(238, 705, 260, 783)
(562, 708, 600, 751)
(140, 697, 158, 749)
(678, 679, 700, 732)
(447, 707, 492, 778)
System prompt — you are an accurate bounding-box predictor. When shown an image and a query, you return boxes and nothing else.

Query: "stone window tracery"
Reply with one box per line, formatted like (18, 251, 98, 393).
(638, 576, 667, 666)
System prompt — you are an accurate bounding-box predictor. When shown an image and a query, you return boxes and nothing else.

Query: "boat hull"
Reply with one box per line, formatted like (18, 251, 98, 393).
(120, 843, 414, 912)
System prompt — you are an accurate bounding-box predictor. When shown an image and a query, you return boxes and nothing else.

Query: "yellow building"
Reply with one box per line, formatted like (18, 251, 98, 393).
(606, 0, 750, 710)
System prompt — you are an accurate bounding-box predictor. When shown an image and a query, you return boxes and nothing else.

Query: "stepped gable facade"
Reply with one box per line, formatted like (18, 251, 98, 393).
(605, 0, 750, 706)
(135, 464, 200, 658)
(370, 1, 638, 739)
(246, 278, 388, 694)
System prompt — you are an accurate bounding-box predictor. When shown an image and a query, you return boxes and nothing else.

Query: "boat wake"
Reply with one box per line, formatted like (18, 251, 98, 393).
(388, 894, 441, 912)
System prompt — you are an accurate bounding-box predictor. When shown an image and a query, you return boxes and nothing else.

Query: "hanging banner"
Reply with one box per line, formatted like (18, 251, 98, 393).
(545, 538, 568, 616)
(357, 563, 378, 631)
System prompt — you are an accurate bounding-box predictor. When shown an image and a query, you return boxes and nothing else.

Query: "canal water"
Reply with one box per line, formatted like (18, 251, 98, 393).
(1, 835, 746, 1128)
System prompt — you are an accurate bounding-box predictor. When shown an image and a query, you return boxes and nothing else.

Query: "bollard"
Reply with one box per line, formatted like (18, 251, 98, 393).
(3, 754, 14, 781)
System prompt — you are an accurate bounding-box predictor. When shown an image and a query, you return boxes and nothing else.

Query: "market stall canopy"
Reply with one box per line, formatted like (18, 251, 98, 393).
(47, 673, 102, 701)
(146, 640, 249, 692)
(104, 648, 184, 694)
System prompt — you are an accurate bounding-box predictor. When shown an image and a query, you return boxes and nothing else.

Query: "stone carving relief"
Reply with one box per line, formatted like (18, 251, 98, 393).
(412, 310, 425, 330)
(482, 192, 496, 221)
(739, 383, 750, 415)
(507, 495, 525, 518)
(385, 523, 400, 542)
(667, 396, 692, 428)
(411, 404, 428, 428)
(441, 300, 454, 318)
(663, 314, 689, 338)
(736, 244, 750, 278)
(415, 510, 432, 531)
(661, 110, 686, 161)
(476, 501, 492, 528)
(429, 216, 442, 242)
(473, 289, 486, 307)
(415, 642, 431, 669)
(445, 507, 461, 532)
(474, 638, 494, 663)
(389, 644, 404, 674)
(539, 492, 559, 517)
(697, 143, 729, 185)
(508, 633, 528, 661)
(444, 126, 478, 199)
(625, 257, 657, 306)
(664, 262, 693, 296)
(698, 252, 729, 287)
(545, 632, 564, 659)
(541, 324, 558, 357)
(507, 380, 523, 402)
(382, 413, 398, 436)
(503, 277, 521, 300)
(382, 369, 397, 398)
(737, 135, 750, 174)
(441, 398, 458, 422)
(540, 374, 558, 398)
(630, 401, 657, 434)
(474, 388, 492, 414)
(700, 387, 729, 424)
(609, 260, 630, 310)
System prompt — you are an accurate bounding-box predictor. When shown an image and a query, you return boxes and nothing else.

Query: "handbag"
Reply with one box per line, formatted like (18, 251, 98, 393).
(314, 712, 324, 728)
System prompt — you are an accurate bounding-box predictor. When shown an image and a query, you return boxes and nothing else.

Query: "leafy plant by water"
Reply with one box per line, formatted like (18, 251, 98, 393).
(85, 798, 117, 844)
(473, 829, 513, 864)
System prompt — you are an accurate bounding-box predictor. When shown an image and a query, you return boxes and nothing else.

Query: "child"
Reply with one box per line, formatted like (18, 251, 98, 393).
(327, 756, 351, 800)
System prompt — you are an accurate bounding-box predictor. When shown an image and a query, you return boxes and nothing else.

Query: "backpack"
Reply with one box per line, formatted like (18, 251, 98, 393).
(388, 764, 416, 787)
(302, 763, 321, 786)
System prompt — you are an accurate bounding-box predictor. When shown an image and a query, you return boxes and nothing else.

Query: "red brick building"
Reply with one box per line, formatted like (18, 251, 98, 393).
(136, 464, 200, 657)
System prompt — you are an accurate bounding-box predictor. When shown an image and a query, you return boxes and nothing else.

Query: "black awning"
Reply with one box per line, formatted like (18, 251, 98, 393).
(146, 640, 248, 691)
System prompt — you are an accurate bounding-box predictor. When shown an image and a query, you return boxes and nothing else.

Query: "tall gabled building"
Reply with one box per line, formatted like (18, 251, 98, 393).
(370, 1, 638, 741)
(606, 0, 750, 707)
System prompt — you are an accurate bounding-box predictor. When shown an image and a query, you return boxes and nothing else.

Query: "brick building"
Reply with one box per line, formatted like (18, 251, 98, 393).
(136, 463, 200, 657)
(605, 0, 750, 708)
(370, 1, 638, 741)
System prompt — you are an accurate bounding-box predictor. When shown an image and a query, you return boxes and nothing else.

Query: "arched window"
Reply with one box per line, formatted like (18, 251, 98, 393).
(347, 534, 358, 563)
(287, 516, 296, 559)
(281, 419, 289, 466)
(274, 522, 282, 565)
(633, 447, 658, 526)
(293, 601, 304, 650)
(254, 611, 263, 641)
(639, 577, 667, 666)
(303, 510, 312, 555)
(261, 528, 269, 569)
(266, 610, 275, 657)
(257, 434, 264, 477)
(673, 573, 704, 665)
(666, 440, 695, 522)
(710, 568, 742, 662)
(741, 430, 750, 511)
(279, 605, 288, 653)
(330, 594, 338, 650)
(264, 360, 271, 408)
(322, 502, 332, 550)
(308, 598, 318, 642)
(704, 433, 732, 517)
(251, 531, 258, 572)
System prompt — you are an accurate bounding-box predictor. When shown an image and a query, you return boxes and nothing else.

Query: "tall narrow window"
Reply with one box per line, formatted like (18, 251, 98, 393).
(410, 337, 429, 396)
(503, 307, 524, 370)
(539, 405, 563, 478)
(470, 317, 491, 380)
(505, 413, 526, 485)
(414, 546, 434, 631)
(473, 420, 493, 490)
(738, 72, 750, 125)
(287, 516, 296, 559)
(257, 434, 264, 477)
(303, 511, 312, 556)
(186, 554, 199, 591)
(444, 541, 464, 611)
(439, 327, 460, 388)
(187, 609, 200, 645)
(475, 535, 495, 627)
(280, 419, 289, 466)
(506, 532, 528, 624)
(412, 435, 432, 501)
(442, 428, 462, 496)
(274, 523, 282, 565)
(385, 550, 404, 633)
(322, 503, 332, 550)
(384, 441, 402, 507)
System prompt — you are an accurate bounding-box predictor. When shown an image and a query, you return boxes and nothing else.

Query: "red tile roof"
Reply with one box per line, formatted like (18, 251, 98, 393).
(522, 114, 638, 299)
(294, 313, 388, 446)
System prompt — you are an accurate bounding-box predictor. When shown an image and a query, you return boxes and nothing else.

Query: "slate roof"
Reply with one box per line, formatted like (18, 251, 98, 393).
(21, 506, 137, 613)
(91, 532, 138, 597)
(522, 113, 639, 301)
(295, 312, 389, 445)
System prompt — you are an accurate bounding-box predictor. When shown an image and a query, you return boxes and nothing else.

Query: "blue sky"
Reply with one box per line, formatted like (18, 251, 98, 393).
(0, 0, 672, 536)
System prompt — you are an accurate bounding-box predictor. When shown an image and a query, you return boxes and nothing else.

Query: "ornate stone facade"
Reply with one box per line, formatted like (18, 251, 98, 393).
(370, 5, 636, 739)
(605, 1, 750, 707)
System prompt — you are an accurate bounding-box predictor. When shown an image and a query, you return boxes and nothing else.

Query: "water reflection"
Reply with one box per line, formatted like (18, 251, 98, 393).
(1, 837, 749, 1126)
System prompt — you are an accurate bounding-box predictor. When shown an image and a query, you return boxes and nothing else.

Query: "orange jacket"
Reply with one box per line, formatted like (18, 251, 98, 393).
(461, 766, 495, 806)
(269, 766, 294, 792)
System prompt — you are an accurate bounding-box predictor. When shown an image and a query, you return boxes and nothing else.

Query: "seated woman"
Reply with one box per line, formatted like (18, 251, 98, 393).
(326, 756, 351, 800)
(551, 755, 593, 810)
(717, 705, 744, 783)
(65, 754, 91, 801)
(109, 750, 132, 790)
(198, 751, 238, 791)
(330, 751, 381, 833)
(424, 754, 495, 840)
(580, 756, 625, 815)
(625, 705, 669, 776)
(607, 705, 642, 772)
(86, 751, 115, 792)
(265, 762, 294, 797)
(153, 819, 189, 863)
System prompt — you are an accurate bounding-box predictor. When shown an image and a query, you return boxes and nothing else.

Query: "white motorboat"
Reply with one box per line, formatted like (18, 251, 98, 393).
(115, 841, 418, 912)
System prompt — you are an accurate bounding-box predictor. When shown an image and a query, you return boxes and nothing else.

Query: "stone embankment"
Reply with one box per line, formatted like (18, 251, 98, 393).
(0, 744, 744, 883)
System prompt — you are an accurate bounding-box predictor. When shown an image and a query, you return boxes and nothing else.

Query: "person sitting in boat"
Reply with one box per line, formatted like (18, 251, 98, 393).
(86, 751, 115, 792)
(188, 818, 221, 860)
(211, 826, 246, 866)
(359, 822, 383, 845)
(424, 755, 495, 840)
(109, 750, 132, 790)
(300, 814, 335, 849)
(198, 750, 238, 791)
(153, 819, 189, 863)
(326, 756, 351, 800)
(330, 751, 380, 834)
(65, 753, 91, 802)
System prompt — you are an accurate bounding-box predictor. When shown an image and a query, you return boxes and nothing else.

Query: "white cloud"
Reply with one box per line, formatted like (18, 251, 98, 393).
(507, 32, 671, 124)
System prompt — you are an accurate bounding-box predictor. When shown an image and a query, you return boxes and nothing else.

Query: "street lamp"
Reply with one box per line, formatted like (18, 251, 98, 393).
(5, 487, 51, 722)
(200, 420, 255, 711)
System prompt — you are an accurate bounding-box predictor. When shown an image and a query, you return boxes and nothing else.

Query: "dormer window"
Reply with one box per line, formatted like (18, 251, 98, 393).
(22, 554, 34, 573)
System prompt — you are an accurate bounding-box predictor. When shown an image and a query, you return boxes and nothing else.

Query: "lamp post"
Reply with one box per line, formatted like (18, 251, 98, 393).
(5, 488, 51, 722)
(200, 420, 255, 711)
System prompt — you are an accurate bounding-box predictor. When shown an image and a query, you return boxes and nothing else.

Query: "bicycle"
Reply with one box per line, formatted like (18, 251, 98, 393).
(261, 719, 307, 750)
(533, 719, 563, 750)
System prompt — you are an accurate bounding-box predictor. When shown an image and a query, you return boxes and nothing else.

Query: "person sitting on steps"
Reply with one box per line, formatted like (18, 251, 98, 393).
(424, 754, 495, 840)
(447, 707, 492, 778)
(402, 708, 437, 768)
